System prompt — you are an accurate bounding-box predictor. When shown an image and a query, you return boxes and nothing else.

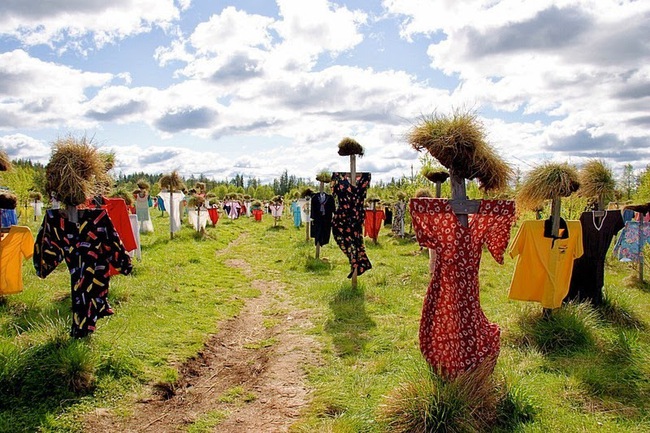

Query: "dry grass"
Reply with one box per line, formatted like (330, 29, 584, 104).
(517, 162, 580, 211)
(380, 359, 501, 433)
(45, 136, 105, 206)
(421, 167, 449, 184)
(136, 179, 150, 190)
(159, 171, 185, 191)
(579, 159, 616, 202)
(408, 110, 512, 192)
(0, 150, 12, 171)
(415, 188, 432, 198)
(0, 192, 17, 209)
(29, 191, 43, 201)
(338, 137, 364, 156)
(316, 171, 332, 183)
(300, 187, 315, 198)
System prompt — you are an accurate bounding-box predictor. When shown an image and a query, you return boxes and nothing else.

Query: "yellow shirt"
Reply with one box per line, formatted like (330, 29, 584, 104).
(0, 226, 34, 295)
(508, 220, 583, 309)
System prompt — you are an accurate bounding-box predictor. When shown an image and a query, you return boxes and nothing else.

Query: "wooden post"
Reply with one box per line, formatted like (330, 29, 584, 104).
(435, 181, 442, 199)
(550, 198, 561, 238)
(350, 154, 358, 289)
(315, 181, 324, 259)
(169, 190, 174, 239)
(371, 200, 378, 245)
(306, 196, 312, 243)
(640, 214, 645, 283)
(449, 168, 468, 227)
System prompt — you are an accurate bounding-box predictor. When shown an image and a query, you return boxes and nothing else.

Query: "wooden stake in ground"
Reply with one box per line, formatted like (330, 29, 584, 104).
(315, 181, 324, 259)
(350, 154, 358, 289)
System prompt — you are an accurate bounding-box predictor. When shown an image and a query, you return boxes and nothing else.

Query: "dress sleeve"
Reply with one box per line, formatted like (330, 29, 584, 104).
(33, 212, 64, 279)
(409, 199, 437, 248)
(484, 201, 516, 264)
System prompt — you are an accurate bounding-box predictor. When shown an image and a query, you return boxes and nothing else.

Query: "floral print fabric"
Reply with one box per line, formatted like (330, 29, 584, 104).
(34, 209, 132, 338)
(410, 198, 516, 379)
(332, 172, 372, 278)
(613, 220, 650, 262)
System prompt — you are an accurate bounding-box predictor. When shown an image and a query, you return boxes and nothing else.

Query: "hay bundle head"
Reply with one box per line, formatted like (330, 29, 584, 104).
(415, 188, 433, 198)
(316, 171, 332, 183)
(112, 189, 134, 206)
(271, 195, 283, 204)
(421, 167, 450, 183)
(206, 192, 216, 199)
(243, 194, 251, 200)
(45, 136, 105, 206)
(159, 171, 185, 191)
(408, 110, 511, 191)
(338, 137, 364, 156)
(137, 179, 150, 191)
(396, 191, 406, 200)
(578, 159, 616, 201)
(29, 191, 43, 201)
(251, 200, 262, 209)
(188, 195, 205, 207)
(300, 187, 314, 198)
(0, 192, 17, 209)
(0, 150, 11, 172)
(517, 162, 580, 211)
(194, 182, 206, 193)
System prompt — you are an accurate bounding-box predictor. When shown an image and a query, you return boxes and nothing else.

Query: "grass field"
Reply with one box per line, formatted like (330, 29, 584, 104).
(1, 209, 649, 432)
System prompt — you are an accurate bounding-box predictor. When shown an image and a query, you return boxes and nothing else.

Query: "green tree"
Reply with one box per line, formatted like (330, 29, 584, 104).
(620, 163, 637, 200)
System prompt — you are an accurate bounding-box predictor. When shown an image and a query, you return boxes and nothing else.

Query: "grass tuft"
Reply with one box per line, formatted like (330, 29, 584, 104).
(515, 303, 597, 354)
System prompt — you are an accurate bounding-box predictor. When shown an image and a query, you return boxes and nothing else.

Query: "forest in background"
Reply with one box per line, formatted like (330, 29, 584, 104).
(2, 156, 650, 216)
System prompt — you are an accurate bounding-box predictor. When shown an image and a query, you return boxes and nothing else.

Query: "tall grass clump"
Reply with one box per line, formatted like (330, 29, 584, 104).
(515, 303, 598, 354)
(379, 358, 501, 433)
(517, 162, 580, 211)
(578, 159, 616, 204)
(408, 109, 512, 192)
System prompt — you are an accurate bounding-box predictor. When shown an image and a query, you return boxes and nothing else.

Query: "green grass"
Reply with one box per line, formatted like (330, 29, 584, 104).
(1, 212, 650, 432)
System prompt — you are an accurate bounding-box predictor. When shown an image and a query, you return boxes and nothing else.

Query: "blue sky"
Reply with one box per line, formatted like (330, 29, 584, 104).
(1, 0, 648, 184)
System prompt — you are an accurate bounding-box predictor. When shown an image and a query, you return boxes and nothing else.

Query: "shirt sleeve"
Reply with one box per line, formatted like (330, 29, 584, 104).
(33, 212, 64, 279)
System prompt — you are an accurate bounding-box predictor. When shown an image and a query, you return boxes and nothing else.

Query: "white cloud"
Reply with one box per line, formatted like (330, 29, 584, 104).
(0, 0, 180, 51)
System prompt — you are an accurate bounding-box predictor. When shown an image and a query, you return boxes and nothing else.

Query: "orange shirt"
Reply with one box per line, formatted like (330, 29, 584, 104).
(0, 226, 34, 295)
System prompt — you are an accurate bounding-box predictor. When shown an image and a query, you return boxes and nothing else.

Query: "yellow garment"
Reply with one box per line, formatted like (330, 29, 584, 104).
(508, 220, 583, 309)
(0, 226, 34, 295)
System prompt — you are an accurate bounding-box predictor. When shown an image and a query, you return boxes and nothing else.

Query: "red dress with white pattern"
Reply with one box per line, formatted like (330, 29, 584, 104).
(410, 198, 516, 378)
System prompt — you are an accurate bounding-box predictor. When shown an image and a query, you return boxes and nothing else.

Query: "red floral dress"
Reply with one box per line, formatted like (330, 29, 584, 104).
(410, 198, 516, 378)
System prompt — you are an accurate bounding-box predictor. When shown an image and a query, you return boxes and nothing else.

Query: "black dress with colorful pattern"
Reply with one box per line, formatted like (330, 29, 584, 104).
(331, 172, 372, 278)
(33, 209, 132, 338)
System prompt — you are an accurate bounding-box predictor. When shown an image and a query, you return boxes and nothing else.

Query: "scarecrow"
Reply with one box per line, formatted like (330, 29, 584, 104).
(565, 160, 623, 305)
(134, 179, 154, 233)
(159, 171, 185, 239)
(33, 136, 132, 338)
(332, 137, 372, 287)
(508, 162, 583, 310)
(408, 110, 516, 379)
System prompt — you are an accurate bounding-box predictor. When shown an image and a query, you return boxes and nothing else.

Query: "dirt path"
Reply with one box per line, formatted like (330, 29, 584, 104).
(85, 256, 319, 432)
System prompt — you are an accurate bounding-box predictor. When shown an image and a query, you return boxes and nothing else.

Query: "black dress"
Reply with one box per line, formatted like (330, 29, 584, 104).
(565, 210, 624, 305)
(34, 209, 133, 338)
(310, 192, 335, 246)
(331, 172, 372, 278)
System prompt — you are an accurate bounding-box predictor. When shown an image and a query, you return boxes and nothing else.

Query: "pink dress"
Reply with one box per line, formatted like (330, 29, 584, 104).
(410, 198, 516, 378)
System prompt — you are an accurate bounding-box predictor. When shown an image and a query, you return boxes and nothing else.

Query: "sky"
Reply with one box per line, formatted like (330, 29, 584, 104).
(0, 0, 649, 185)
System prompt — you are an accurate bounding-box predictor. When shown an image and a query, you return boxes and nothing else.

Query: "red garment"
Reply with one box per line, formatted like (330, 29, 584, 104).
(364, 209, 385, 240)
(208, 207, 220, 225)
(101, 198, 138, 277)
(252, 209, 263, 221)
(410, 198, 516, 379)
